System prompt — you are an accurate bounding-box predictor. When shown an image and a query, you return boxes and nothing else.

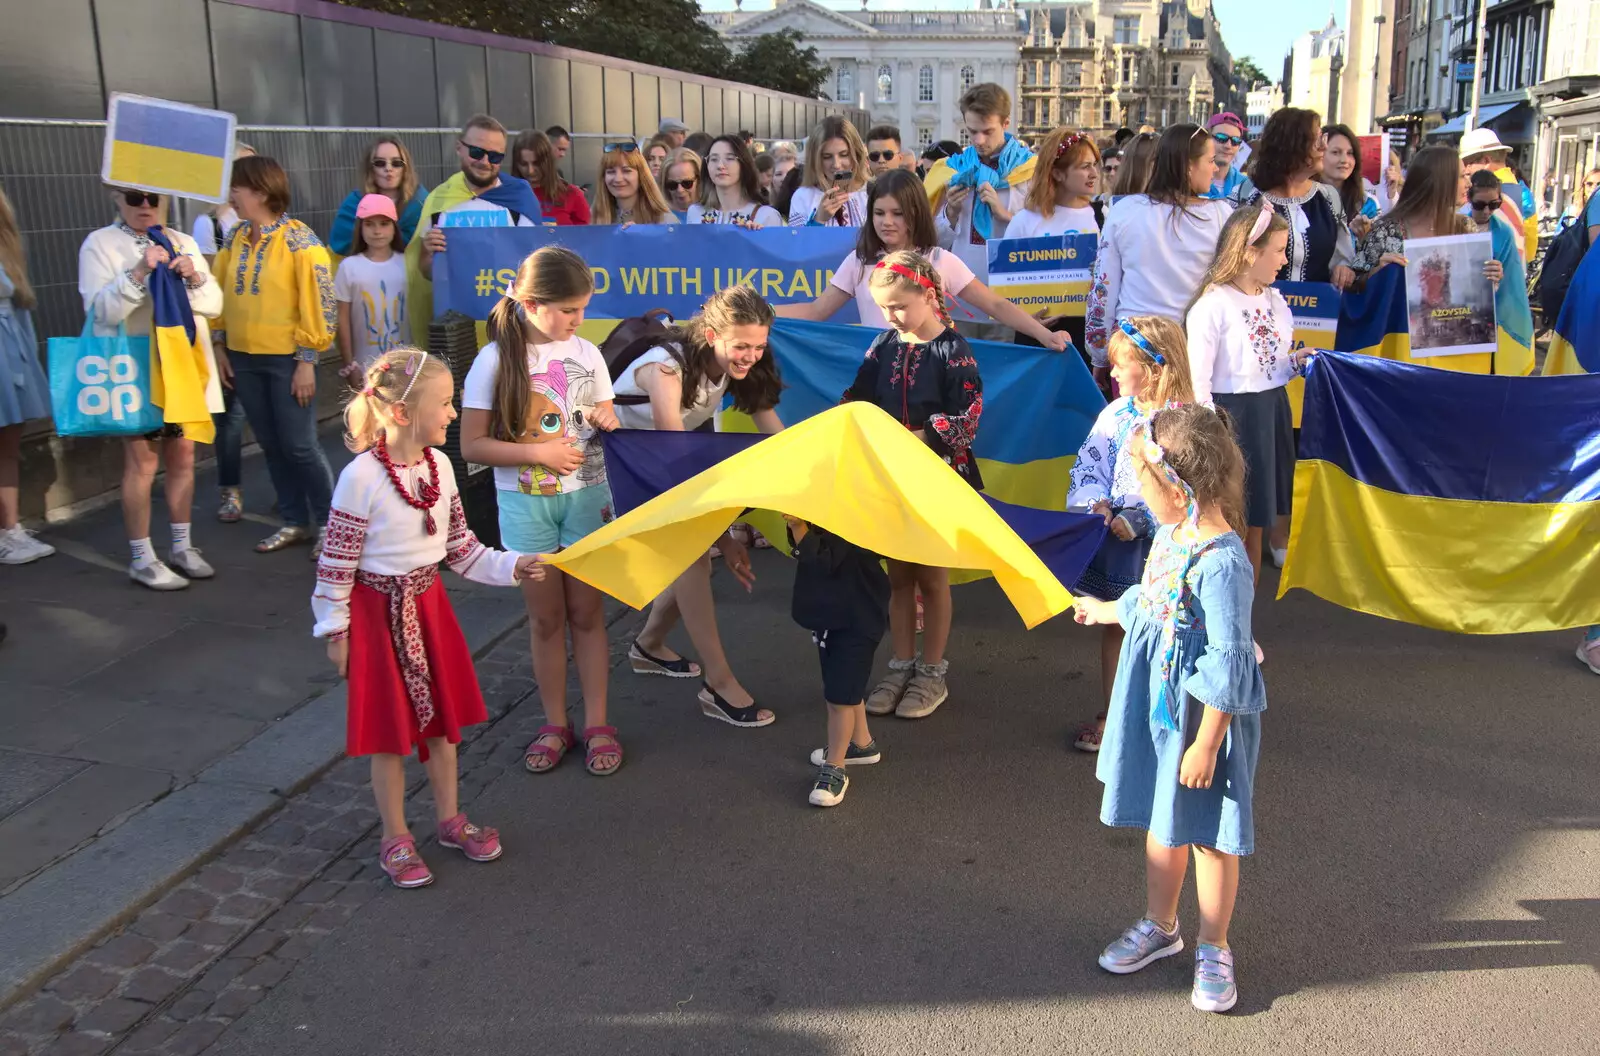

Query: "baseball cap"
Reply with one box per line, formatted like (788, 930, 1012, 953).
(355, 193, 398, 221)
(659, 118, 690, 135)
(1208, 112, 1245, 131)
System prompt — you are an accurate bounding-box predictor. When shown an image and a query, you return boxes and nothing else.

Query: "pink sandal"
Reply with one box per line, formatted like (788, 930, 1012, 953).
(437, 813, 502, 862)
(524, 724, 575, 773)
(1073, 712, 1107, 753)
(378, 834, 433, 888)
(582, 725, 624, 776)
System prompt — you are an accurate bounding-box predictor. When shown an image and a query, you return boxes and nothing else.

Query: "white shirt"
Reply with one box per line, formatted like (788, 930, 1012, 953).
(787, 186, 868, 228)
(829, 247, 976, 330)
(1066, 396, 1148, 514)
(334, 252, 409, 370)
(686, 202, 785, 228)
(311, 451, 521, 639)
(1005, 204, 1101, 240)
(461, 336, 616, 495)
(417, 191, 539, 242)
(1084, 195, 1234, 366)
(1185, 284, 1299, 403)
(934, 180, 1028, 282)
(611, 345, 728, 431)
(78, 223, 225, 414)
(191, 207, 241, 256)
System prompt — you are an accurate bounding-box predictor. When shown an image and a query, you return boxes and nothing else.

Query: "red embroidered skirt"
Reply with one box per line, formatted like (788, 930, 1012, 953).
(346, 576, 487, 760)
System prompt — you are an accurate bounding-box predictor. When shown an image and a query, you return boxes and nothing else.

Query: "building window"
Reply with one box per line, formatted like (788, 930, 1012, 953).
(1061, 101, 1077, 126)
(836, 65, 854, 102)
(877, 64, 893, 102)
(1121, 55, 1135, 84)
(1171, 63, 1180, 87)
(1023, 63, 1035, 86)
(960, 64, 976, 91)
(1023, 99, 1036, 126)
(1063, 61, 1082, 87)
(1069, 22, 1083, 48)
(919, 64, 934, 102)
(917, 125, 933, 147)
(1103, 99, 1112, 124)
(1114, 15, 1139, 45)
(959, 126, 971, 146)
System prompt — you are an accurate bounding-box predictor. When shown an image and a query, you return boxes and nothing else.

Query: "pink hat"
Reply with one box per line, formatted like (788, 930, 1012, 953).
(1208, 112, 1245, 132)
(355, 193, 397, 221)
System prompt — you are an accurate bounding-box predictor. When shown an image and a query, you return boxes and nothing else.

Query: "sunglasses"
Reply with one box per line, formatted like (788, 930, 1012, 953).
(372, 158, 405, 170)
(1470, 198, 1503, 212)
(121, 191, 161, 207)
(459, 142, 505, 165)
(603, 142, 640, 154)
(867, 150, 898, 162)
(664, 178, 697, 191)
(1211, 132, 1243, 146)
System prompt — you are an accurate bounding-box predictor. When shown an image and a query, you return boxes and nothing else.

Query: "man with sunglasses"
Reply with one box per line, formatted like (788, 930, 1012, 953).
(866, 125, 909, 177)
(414, 115, 542, 315)
(1206, 112, 1253, 200)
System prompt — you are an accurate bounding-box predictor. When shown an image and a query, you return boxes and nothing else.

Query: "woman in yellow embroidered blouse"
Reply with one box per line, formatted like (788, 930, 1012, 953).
(213, 156, 338, 556)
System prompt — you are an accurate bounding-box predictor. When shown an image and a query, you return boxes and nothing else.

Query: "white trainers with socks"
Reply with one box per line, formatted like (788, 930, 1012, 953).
(130, 559, 190, 591)
(0, 525, 55, 565)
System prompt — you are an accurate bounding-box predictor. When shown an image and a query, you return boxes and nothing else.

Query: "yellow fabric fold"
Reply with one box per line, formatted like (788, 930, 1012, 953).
(923, 155, 1038, 212)
(548, 402, 1074, 628)
(149, 323, 215, 444)
(1278, 459, 1600, 634)
(406, 173, 477, 345)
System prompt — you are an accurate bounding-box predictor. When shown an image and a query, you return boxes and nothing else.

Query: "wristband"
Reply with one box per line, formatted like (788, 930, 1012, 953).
(293, 348, 319, 364)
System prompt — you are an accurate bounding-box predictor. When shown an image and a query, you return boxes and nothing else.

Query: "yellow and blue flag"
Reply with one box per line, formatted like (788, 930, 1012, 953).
(145, 227, 214, 443)
(1541, 238, 1600, 377)
(103, 94, 236, 204)
(1279, 351, 1600, 634)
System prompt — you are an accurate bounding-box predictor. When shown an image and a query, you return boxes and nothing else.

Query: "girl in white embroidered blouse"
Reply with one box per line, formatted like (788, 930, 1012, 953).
(312, 350, 542, 890)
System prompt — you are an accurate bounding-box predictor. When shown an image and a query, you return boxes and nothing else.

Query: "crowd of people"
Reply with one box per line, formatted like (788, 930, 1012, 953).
(1, 77, 1595, 1019)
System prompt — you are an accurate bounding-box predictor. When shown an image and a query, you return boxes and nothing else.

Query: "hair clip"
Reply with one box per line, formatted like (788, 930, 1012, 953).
(1248, 206, 1274, 243)
(1055, 132, 1089, 158)
(399, 350, 428, 401)
(1117, 320, 1165, 365)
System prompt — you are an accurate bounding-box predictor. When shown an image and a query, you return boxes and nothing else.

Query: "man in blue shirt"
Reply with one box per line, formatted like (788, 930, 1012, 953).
(1207, 112, 1253, 200)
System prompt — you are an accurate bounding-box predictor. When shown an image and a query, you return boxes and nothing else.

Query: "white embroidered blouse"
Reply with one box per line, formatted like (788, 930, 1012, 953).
(1066, 396, 1150, 517)
(312, 450, 522, 639)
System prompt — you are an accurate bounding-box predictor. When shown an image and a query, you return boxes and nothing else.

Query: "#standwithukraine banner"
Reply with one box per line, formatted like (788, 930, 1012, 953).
(985, 233, 1097, 317)
(1281, 351, 1600, 634)
(435, 224, 860, 321)
(102, 94, 237, 204)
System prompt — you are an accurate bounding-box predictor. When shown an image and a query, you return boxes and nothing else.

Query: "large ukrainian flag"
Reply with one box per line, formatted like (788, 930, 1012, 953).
(103, 94, 236, 204)
(1540, 237, 1600, 377)
(1279, 351, 1600, 634)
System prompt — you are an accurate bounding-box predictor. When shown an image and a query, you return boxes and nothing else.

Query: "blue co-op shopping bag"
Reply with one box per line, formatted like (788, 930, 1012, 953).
(48, 315, 164, 437)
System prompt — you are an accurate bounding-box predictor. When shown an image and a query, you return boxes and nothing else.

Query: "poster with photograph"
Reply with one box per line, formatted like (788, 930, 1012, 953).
(1402, 233, 1497, 357)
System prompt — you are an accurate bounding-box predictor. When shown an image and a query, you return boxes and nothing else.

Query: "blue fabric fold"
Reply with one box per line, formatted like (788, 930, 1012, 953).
(145, 226, 195, 343)
(477, 178, 545, 226)
(947, 134, 1033, 240)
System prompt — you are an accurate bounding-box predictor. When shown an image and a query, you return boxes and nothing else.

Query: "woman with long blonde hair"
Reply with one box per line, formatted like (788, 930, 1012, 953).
(0, 185, 53, 567)
(330, 137, 426, 256)
(591, 142, 677, 225)
(787, 116, 870, 227)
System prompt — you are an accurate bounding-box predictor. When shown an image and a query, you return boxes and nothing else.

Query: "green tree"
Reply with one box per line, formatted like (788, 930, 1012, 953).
(728, 29, 831, 99)
(1234, 55, 1269, 87)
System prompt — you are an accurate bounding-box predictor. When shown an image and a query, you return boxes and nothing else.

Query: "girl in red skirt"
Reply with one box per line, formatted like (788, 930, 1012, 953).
(314, 349, 543, 889)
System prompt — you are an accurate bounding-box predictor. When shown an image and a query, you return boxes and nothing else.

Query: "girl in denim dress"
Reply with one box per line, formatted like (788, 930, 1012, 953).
(1073, 403, 1265, 1014)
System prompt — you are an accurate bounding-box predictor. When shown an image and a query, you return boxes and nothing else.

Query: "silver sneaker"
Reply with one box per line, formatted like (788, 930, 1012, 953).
(0, 524, 55, 565)
(895, 662, 948, 719)
(864, 659, 916, 716)
(1098, 917, 1184, 974)
(255, 525, 312, 553)
(130, 559, 190, 591)
(168, 548, 215, 579)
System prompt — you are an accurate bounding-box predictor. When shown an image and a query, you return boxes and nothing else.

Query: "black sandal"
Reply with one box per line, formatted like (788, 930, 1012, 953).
(697, 683, 775, 728)
(629, 639, 702, 679)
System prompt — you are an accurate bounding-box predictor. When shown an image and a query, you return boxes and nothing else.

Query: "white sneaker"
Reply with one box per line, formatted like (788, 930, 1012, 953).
(1269, 546, 1288, 568)
(168, 548, 215, 579)
(130, 559, 190, 591)
(0, 525, 55, 565)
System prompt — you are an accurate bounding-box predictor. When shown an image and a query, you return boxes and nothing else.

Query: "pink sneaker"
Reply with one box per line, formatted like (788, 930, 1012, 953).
(379, 834, 433, 888)
(437, 813, 503, 862)
(1577, 636, 1600, 675)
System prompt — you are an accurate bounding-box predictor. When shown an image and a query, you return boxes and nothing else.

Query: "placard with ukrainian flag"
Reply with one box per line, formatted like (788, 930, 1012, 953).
(985, 233, 1097, 317)
(1276, 280, 1341, 427)
(102, 94, 237, 204)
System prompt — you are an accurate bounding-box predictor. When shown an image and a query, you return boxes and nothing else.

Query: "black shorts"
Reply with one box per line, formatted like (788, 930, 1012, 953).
(813, 628, 882, 706)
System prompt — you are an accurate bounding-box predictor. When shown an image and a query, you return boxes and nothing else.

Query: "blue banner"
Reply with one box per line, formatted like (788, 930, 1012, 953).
(435, 225, 860, 321)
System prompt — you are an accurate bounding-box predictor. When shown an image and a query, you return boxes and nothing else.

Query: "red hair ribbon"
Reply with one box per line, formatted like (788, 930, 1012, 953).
(875, 260, 935, 290)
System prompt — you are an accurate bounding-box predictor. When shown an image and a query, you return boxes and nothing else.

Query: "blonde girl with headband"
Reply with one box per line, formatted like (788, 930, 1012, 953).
(459, 247, 626, 777)
(1185, 205, 1315, 604)
(1066, 315, 1195, 753)
(1073, 403, 1263, 1015)
(313, 349, 544, 889)
(844, 250, 982, 721)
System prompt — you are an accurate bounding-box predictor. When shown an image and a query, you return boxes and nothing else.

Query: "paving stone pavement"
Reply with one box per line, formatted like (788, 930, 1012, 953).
(0, 614, 647, 1056)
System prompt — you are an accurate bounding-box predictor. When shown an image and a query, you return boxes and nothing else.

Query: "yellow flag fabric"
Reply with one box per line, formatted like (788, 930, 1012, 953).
(923, 155, 1038, 212)
(547, 402, 1074, 629)
(405, 173, 476, 345)
(148, 324, 214, 443)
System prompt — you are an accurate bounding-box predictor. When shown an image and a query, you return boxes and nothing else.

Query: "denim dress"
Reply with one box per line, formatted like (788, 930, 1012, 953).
(0, 264, 49, 428)
(1096, 527, 1265, 855)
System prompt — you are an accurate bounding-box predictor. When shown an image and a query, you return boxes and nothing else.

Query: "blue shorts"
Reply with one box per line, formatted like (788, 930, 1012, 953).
(497, 484, 614, 554)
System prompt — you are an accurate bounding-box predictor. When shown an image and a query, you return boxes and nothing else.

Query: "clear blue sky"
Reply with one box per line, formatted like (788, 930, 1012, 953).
(696, 0, 1344, 86)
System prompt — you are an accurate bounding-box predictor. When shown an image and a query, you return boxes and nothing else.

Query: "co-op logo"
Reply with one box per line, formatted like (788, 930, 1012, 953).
(76, 354, 145, 420)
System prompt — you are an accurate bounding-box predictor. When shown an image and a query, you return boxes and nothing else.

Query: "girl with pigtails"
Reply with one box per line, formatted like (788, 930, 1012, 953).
(313, 349, 543, 889)
(842, 250, 983, 722)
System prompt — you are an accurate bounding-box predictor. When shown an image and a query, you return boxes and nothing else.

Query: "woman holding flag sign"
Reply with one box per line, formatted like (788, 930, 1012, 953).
(79, 187, 224, 590)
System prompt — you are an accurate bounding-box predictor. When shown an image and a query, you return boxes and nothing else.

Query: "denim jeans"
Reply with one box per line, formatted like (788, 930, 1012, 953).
(211, 383, 245, 489)
(227, 350, 333, 528)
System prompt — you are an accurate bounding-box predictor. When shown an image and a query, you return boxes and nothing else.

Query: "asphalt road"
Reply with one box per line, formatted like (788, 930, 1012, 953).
(210, 556, 1600, 1056)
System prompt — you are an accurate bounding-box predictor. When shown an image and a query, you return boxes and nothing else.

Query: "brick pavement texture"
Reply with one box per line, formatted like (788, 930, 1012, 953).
(0, 619, 642, 1055)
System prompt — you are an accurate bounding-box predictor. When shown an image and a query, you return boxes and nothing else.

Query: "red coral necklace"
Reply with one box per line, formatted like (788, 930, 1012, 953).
(374, 436, 441, 535)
